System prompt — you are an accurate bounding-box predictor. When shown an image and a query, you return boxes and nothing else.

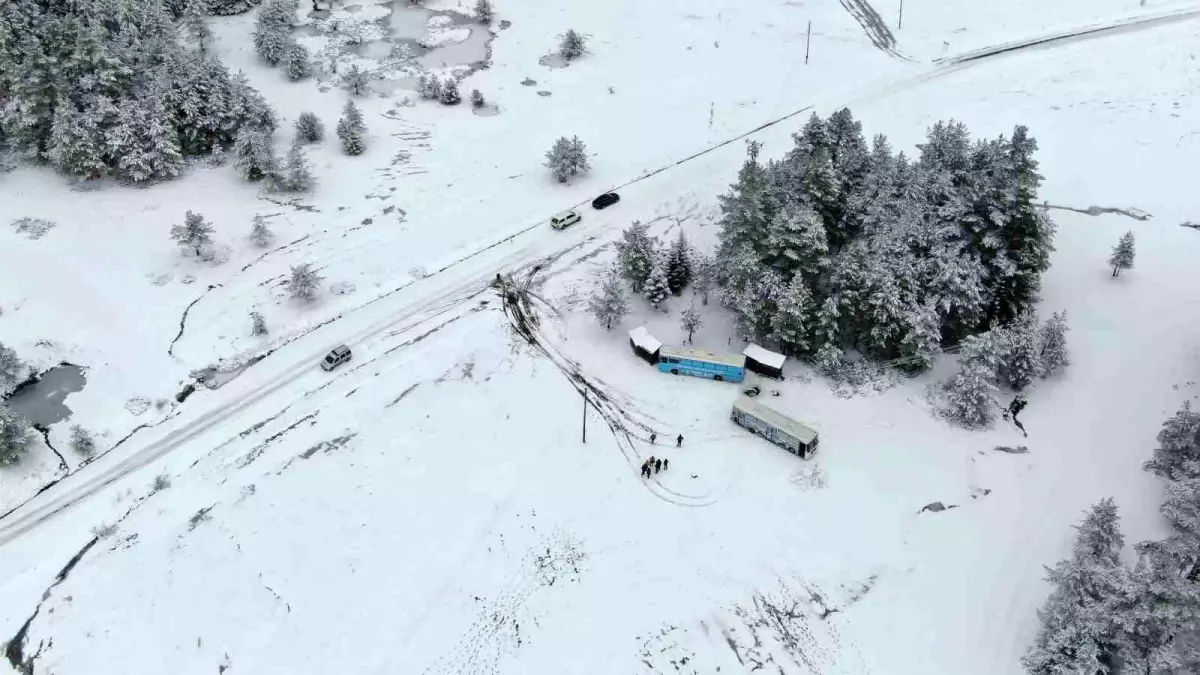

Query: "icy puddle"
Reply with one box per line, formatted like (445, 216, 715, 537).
(5, 363, 86, 428)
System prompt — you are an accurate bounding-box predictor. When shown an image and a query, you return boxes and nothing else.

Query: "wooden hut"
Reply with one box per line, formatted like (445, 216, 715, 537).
(628, 326, 662, 365)
(743, 344, 786, 379)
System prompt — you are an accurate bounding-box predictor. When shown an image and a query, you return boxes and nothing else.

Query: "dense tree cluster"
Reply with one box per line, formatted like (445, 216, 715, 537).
(1025, 407, 1200, 673)
(0, 0, 278, 183)
(713, 110, 1056, 373)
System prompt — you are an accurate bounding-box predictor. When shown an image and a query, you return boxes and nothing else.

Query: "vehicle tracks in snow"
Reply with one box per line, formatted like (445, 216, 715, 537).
(837, 0, 911, 61)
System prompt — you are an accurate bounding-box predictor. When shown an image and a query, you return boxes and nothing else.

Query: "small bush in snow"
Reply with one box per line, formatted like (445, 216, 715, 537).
(232, 127, 279, 181)
(0, 405, 35, 467)
(208, 143, 227, 167)
(940, 358, 999, 429)
(1039, 310, 1070, 377)
(294, 112, 324, 143)
(559, 29, 586, 61)
(341, 63, 371, 96)
(0, 342, 27, 394)
(470, 89, 485, 109)
(1109, 231, 1135, 277)
(91, 522, 118, 539)
(249, 215, 274, 247)
(277, 138, 315, 192)
(171, 210, 215, 257)
(154, 398, 170, 411)
(680, 303, 703, 344)
(250, 310, 268, 335)
(587, 264, 628, 330)
(336, 101, 367, 155)
(439, 78, 462, 105)
(474, 0, 493, 24)
(544, 135, 589, 183)
(285, 263, 324, 301)
(68, 424, 96, 457)
(418, 73, 442, 101)
(153, 473, 172, 491)
(285, 41, 312, 81)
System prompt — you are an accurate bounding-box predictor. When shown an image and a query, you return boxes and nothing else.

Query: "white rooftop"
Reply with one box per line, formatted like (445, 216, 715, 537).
(743, 344, 786, 370)
(628, 326, 662, 354)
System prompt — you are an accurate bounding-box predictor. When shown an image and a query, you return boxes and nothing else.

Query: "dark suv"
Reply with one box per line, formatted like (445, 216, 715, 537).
(591, 192, 620, 210)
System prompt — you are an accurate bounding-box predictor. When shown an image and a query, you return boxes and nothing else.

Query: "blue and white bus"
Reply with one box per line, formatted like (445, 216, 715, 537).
(657, 346, 746, 383)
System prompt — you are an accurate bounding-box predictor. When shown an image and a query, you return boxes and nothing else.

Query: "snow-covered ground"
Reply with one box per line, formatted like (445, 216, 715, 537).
(3, 0, 1200, 672)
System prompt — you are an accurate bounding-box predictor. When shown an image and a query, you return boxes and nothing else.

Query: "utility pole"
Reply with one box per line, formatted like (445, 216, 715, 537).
(805, 21, 812, 65)
(898, 0, 904, 29)
(581, 390, 588, 443)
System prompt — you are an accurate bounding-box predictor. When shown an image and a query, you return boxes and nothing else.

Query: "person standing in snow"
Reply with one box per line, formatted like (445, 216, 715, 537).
(641, 460, 650, 478)
(1008, 396, 1029, 437)
(676, 434, 683, 448)
(663, 458, 669, 471)
(653, 458, 662, 473)
(650, 432, 657, 445)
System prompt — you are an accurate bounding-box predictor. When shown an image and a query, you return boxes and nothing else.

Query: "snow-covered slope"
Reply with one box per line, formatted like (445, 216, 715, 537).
(2, 0, 1200, 673)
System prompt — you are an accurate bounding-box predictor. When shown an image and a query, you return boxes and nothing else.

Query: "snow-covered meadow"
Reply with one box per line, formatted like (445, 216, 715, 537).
(3, 0, 1200, 672)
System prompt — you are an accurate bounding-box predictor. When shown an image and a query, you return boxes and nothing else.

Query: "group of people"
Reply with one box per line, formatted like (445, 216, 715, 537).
(641, 432, 684, 478)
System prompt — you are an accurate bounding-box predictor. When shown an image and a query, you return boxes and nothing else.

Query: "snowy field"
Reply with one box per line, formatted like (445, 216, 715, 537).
(3, 0, 1200, 673)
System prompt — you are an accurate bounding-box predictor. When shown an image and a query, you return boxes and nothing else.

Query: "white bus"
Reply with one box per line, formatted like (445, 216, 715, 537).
(731, 396, 819, 459)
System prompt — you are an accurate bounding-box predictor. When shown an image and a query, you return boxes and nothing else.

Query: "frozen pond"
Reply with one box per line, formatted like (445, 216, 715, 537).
(5, 363, 86, 428)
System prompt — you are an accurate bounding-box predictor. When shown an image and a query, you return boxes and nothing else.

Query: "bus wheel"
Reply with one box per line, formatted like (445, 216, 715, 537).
(714, 375, 724, 382)
(671, 369, 679, 375)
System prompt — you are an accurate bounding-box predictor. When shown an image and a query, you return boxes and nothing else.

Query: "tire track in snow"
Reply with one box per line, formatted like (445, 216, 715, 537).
(4, 4, 1196, 542)
(837, 0, 911, 60)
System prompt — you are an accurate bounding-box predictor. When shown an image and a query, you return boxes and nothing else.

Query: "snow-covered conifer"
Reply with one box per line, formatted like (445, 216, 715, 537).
(1038, 310, 1070, 377)
(771, 275, 813, 356)
(417, 73, 441, 100)
(209, 0, 264, 14)
(278, 138, 314, 192)
(69, 424, 96, 457)
(896, 299, 941, 373)
(544, 135, 589, 183)
(616, 221, 657, 292)
(110, 93, 184, 184)
(644, 252, 671, 310)
(285, 263, 324, 301)
(230, 71, 280, 134)
(336, 100, 367, 155)
(474, 0, 493, 24)
(715, 142, 771, 263)
(765, 204, 828, 280)
(285, 41, 312, 81)
(1108, 231, 1135, 278)
(941, 356, 998, 429)
(0, 405, 34, 467)
(341, 63, 371, 96)
(250, 310, 268, 335)
(232, 127, 278, 180)
(249, 214, 274, 247)
(587, 265, 628, 330)
(1111, 542, 1200, 673)
(559, 29, 586, 61)
(254, 0, 296, 66)
(470, 89, 485, 109)
(182, 0, 213, 52)
(1143, 403, 1200, 482)
(691, 253, 715, 305)
(294, 112, 324, 143)
(998, 312, 1042, 390)
(47, 100, 108, 180)
(439, 78, 462, 105)
(666, 230, 692, 294)
(171, 210, 215, 256)
(680, 304, 703, 344)
(0, 343, 27, 394)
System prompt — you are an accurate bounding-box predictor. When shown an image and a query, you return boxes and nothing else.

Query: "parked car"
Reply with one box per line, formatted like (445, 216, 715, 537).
(591, 192, 620, 210)
(550, 210, 581, 230)
(321, 344, 352, 371)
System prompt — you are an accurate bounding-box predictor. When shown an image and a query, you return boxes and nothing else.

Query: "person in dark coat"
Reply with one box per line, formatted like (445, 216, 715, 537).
(676, 434, 683, 448)
(650, 433, 657, 445)
(654, 458, 662, 473)
(663, 458, 669, 471)
(641, 461, 650, 478)
(1009, 396, 1028, 422)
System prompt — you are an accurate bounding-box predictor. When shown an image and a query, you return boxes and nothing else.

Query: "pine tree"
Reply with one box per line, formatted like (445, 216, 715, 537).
(1039, 310, 1070, 377)
(182, 0, 213, 52)
(69, 424, 95, 457)
(341, 63, 371, 96)
(254, 0, 296, 66)
(765, 203, 829, 281)
(0, 405, 34, 467)
(336, 100, 367, 155)
(1111, 541, 1200, 674)
(1108, 231, 1135, 278)
(285, 41, 312, 81)
(941, 357, 998, 429)
(993, 125, 1056, 324)
(470, 89, 485, 109)
(1024, 499, 1130, 674)
(171, 210, 215, 256)
(232, 127, 278, 180)
(998, 312, 1042, 390)
(615, 221, 657, 292)
(0, 343, 26, 394)
(47, 100, 109, 180)
(439, 78, 462, 105)
(666, 230, 692, 294)
(209, 0, 265, 15)
(278, 138, 314, 192)
(587, 264, 628, 330)
(691, 253, 715, 305)
(1143, 403, 1200, 482)
(544, 135, 589, 183)
(680, 304, 703, 344)
(474, 0, 494, 24)
(293, 112, 324, 143)
(559, 29, 586, 60)
(249, 214, 274, 247)
(417, 73, 440, 100)
(285, 263, 324, 301)
(250, 310, 268, 335)
(715, 141, 771, 264)
(896, 299, 941, 373)
(110, 92, 185, 184)
(644, 252, 671, 310)
(771, 275, 813, 356)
